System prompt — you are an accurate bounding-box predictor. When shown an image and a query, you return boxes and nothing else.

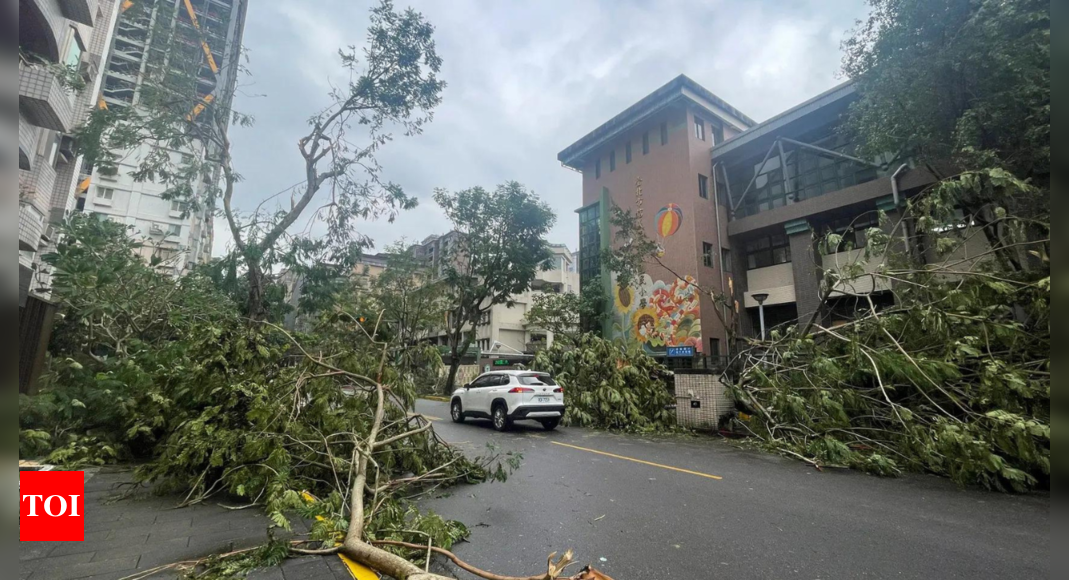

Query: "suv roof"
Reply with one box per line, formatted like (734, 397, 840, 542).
(481, 370, 550, 376)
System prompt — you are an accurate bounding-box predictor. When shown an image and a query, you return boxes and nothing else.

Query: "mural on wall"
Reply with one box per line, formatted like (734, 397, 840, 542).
(654, 204, 682, 257)
(611, 273, 703, 354)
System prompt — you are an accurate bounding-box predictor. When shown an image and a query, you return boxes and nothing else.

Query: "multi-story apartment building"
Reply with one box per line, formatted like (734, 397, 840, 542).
(417, 235, 580, 354)
(19, 0, 124, 392)
(19, 0, 122, 305)
(559, 75, 939, 357)
(80, 0, 248, 276)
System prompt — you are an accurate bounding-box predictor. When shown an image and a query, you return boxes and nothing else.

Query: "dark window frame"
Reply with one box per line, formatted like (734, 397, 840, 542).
(698, 174, 709, 199)
(642, 132, 650, 155)
(702, 242, 715, 268)
(625, 141, 632, 164)
(745, 234, 792, 270)
(660, 122, 668, 145)
(595, 158, 601, 179)
(694, 117, 706, 141)
(609, 150, 616, 172)
(721, 249, 733, 274)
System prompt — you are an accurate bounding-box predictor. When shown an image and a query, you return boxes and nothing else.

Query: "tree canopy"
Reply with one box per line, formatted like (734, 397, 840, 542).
(433, 181, 556, 391)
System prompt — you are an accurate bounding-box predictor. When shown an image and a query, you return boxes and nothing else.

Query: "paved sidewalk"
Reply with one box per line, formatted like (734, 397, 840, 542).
(19, 468, 355, 580)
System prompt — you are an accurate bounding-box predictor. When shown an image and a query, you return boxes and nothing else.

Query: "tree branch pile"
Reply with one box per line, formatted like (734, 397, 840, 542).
(730, 174, 1049, 492)
(534, 334, 676, 432)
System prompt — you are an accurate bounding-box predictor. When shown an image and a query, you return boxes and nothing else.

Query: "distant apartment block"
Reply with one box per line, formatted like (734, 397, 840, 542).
(81, 0, 248, 276)
(417, 235, 580, 354)
(559, 75, 942, 358)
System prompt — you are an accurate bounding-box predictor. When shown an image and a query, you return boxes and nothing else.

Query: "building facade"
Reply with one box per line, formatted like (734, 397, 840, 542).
(80, 0, 248, 276)
(19, 0, 124, 392)
(19, 0, 123, 304)
(417, 235, 580, 354)
(560, 76, 940, 356)
(559, 75, 754, 358)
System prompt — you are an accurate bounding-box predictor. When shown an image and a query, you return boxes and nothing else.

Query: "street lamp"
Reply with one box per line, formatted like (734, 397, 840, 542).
(752, 293, 770, 341)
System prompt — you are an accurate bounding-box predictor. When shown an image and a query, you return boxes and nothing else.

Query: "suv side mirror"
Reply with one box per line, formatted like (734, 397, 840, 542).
(462, 383, 471, 390)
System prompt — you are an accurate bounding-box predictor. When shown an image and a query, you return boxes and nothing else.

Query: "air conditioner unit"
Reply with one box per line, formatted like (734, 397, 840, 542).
(58, 136, 76, 163)
(42, 225, 58, 242)
(149, 223, 165, 236)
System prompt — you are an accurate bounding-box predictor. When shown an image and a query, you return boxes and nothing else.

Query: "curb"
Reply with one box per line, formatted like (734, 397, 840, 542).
(420, 396, 451, 402)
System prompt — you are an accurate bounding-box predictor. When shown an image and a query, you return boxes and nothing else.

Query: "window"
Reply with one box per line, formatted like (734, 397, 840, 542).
(721, 249, 733, 274)
(713, 124, 725, 145)
(715, 167, 729, 206)
(642, 132, 650, 155)
(828, 215, 879, 252)
(698, 174, 709, 199)
(578, 203, 602, 288)
(166, 224, 182, 237)
(660, 122, 668, 145)
(595, 158, 601, 179)
(694, 117, 706, 141)
(745, 234, 792, 270)
(702, 242, 715, 268)
(518, 374, 557, 386)
(709, 338, 721, 357)
(625, 141, 632, 164)
(478, 311, 491, 326)
(609, 150, 616, 172)
(96, 187, 115, 202)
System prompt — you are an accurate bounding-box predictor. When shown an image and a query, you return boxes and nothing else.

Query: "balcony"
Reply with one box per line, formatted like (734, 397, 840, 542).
(19, 62, 77, 133)
(59, 0, 97, 26)
(19, 116, 39, 170)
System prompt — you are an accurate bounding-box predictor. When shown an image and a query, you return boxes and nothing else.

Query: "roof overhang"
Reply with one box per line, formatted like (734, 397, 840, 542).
(558, 74, 755, 170)
(711, 81, 857, 166)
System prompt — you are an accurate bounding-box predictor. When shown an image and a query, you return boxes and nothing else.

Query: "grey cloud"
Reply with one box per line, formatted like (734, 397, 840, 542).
(217, 0, 868, 257)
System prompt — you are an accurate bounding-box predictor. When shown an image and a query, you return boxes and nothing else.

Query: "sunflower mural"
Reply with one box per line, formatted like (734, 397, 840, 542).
(614, 284, 635, 313)
(611, 274, 703, 354)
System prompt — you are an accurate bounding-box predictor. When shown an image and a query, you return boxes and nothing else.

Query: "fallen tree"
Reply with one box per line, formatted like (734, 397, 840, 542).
(21, 216, 614, 579)
(533, 334, 675, 432)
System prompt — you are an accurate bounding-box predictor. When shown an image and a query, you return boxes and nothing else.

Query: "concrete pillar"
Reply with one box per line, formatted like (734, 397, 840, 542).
(786, 219, 824, 324)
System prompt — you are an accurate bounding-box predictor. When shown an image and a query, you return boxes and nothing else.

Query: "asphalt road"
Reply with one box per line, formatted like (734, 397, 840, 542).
(414, 399, 1049, 580)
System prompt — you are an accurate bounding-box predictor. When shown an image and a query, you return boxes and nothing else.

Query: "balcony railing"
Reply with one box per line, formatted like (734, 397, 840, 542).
(19, 61, 77, 133)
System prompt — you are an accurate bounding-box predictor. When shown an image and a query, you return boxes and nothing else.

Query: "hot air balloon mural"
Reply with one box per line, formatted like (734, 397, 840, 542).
(654, 204, 683, 256)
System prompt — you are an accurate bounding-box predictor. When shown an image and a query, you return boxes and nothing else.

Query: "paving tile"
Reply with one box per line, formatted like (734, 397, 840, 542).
(186, 529, 267, 554)
(19, 541, 60, 561)
(48, 557, 139, 580)
(248, 567, 286, 580)
(26, 552, 95, 573)
(90, 536, 190, 563)
(51, 535, 149, 557)
(280, 558, 333, 580)
(109, 519, 193, 541)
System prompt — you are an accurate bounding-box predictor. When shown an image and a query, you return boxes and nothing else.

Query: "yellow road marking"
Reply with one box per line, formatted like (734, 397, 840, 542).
(340, 554, 380, 580)
(551, 442, 723, 481)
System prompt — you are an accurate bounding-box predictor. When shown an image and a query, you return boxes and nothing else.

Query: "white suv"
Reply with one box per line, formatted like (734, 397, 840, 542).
(450, 370, 565, 431)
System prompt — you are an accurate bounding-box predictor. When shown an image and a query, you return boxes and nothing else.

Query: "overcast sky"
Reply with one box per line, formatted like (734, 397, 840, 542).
(218, 0, 870, 257)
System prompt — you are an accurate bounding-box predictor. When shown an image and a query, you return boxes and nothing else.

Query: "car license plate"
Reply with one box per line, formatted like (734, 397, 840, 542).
(537, 397, 551, 403)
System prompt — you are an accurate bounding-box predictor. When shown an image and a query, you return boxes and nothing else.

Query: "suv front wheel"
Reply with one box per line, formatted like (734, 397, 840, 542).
(451, 400, 465, 423)
(492, 404, 511, 432)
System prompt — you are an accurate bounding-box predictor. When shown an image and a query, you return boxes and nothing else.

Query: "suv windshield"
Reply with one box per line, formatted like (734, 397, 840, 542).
(518, 374, 556, 386)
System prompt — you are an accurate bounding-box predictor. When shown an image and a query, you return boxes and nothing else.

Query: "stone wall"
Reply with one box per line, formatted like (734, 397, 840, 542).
(674, 373, 733, 430)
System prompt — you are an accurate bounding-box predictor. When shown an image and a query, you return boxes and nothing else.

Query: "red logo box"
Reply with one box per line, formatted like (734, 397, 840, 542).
(20, 471, 85, 542)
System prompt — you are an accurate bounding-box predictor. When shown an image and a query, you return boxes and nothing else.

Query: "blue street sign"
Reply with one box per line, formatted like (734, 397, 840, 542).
(666, 346, 696, 358)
